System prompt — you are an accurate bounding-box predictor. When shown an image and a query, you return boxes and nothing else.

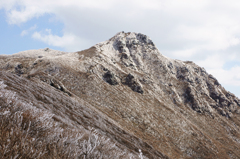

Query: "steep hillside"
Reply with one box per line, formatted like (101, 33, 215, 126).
(0, 71, 151, 158)
(1, 32, 240, 158)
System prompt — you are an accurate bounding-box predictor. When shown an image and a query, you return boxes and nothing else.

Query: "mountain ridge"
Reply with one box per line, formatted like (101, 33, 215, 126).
(1, 32, 240, 158)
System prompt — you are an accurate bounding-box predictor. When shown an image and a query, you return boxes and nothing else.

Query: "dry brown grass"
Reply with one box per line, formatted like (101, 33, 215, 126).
(0, 84, 81, 158)
(0, 75, 143, 159)
(2, 38, 240, 158)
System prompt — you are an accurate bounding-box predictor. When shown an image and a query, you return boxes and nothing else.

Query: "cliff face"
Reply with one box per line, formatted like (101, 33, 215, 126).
(1, 32, 240, 158)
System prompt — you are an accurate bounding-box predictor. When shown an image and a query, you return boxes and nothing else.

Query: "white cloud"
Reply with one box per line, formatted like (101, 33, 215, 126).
(32, 29, 90, 51)
(2, 0, 119, 24)
(0, 0, 18, 10)
(169, 48, 197, 59)
(208, 66, 240, 87)
(196, 54, 225, 70)
(1, 0, 240, 59)
(194, 54, 240, 98)
(20, 30, 28, 36)
(21, 24, 37, 36)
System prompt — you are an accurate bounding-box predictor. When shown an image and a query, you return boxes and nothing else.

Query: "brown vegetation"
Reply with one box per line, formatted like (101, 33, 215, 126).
(1, 32, 240, 158)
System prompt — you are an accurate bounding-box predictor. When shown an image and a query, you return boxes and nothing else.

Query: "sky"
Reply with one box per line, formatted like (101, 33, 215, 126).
(0, 0, 240, 98)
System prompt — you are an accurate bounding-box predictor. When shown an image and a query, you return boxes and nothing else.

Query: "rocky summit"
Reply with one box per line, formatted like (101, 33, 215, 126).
(1, 32, 240, 158)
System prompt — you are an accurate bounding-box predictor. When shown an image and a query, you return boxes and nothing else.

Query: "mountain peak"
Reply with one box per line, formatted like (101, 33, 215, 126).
(108, 31, 157, 52)
(110, 31, 156, 50)
(1, 32, 240, 158)
(94, 32, 160, 70)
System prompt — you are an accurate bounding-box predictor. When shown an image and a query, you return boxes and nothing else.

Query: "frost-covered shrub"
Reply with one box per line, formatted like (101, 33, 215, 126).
(0, 81, 84, 158)
(0, 80, 142, 159)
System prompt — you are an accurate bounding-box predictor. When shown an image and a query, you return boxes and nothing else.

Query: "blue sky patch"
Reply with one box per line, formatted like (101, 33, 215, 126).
(0, 11, 64, 54)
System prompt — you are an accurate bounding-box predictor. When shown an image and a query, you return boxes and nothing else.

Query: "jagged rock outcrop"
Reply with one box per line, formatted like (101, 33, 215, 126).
(121, 74, 143, 94)
(1, 32, 240, 158)
(103, 71, 119, 85)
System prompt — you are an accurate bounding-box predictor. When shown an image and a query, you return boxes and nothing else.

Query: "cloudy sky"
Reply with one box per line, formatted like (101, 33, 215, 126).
(0, 0, 240, 97)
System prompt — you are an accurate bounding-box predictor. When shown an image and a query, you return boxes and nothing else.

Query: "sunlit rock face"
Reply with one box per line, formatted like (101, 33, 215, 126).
(1, 32, 240, 159)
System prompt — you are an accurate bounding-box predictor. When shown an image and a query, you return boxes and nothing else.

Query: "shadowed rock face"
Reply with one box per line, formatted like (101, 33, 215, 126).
(1, 32, 240, 158)
(122, 74, 143, 94)
(103, 71, 119, 85)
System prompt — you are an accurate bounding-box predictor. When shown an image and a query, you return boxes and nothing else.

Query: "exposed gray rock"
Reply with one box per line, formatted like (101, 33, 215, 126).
(44, 47, 50, 51)
(122, 74, 143, 94)
(136, 33, 155, 46)
(1, 32, 240, 159)
(15, 63, 23, 75)
(114, 38, 126, 53)
(103, 71, 119, 85)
